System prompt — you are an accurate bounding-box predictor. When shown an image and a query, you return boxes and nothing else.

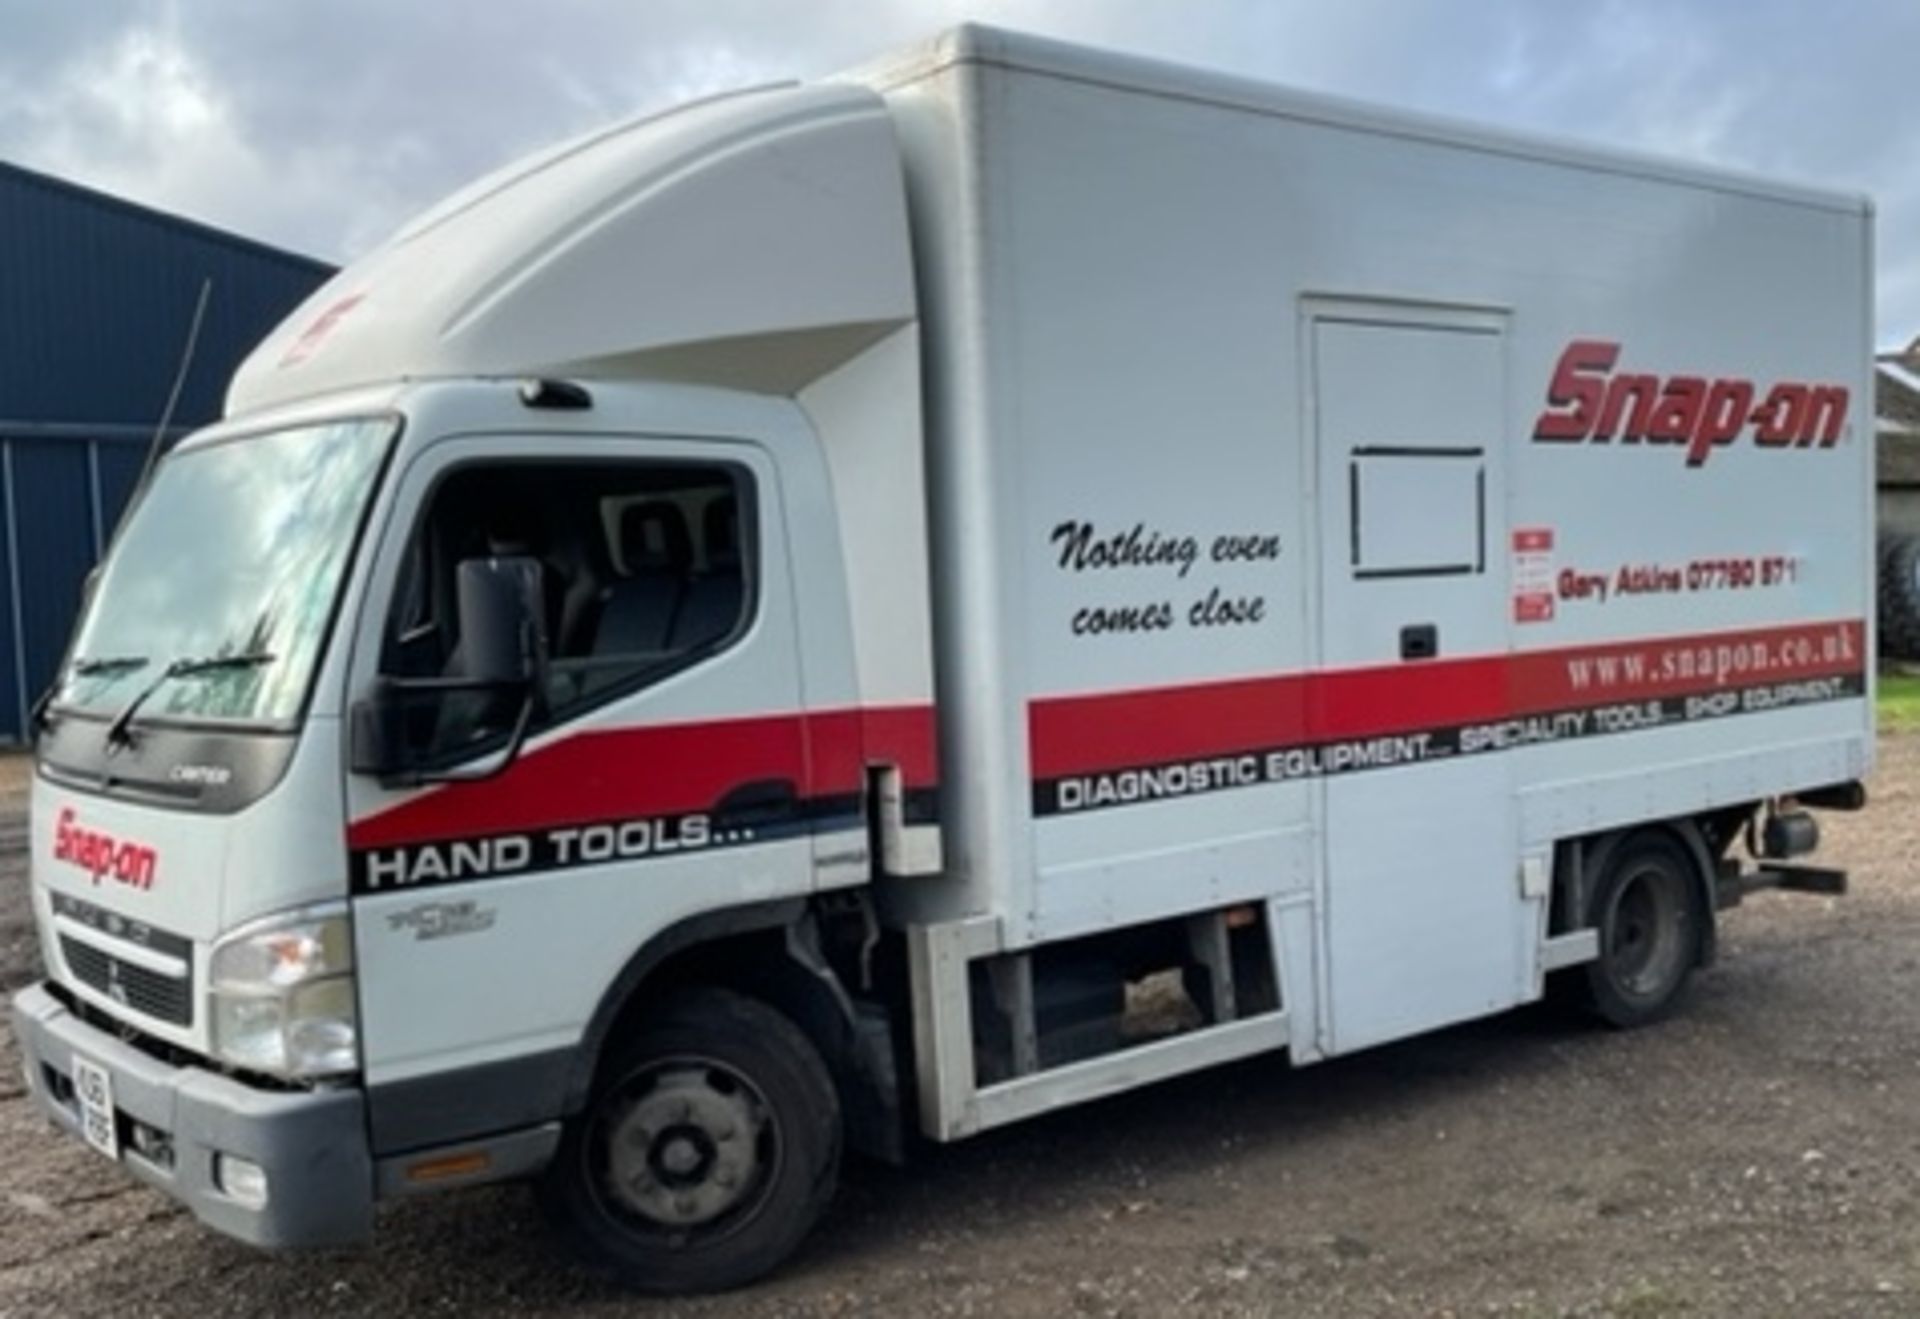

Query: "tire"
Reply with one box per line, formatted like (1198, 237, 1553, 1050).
(538, 987, 841, 1294)
(1878, 533, 1920, 659)
(1577, 831, 1706, 1029)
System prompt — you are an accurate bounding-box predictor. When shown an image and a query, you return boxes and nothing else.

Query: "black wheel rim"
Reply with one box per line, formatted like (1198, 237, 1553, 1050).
(584, 1054, 783, 1249)
(1603, 861, 1689, 1001)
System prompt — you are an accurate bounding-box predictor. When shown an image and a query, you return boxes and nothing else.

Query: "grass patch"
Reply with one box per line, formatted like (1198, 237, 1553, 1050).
(1879, 671, 1920, 729)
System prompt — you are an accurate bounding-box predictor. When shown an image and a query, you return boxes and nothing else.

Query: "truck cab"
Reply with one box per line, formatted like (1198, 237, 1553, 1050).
(13, 77, 939, 1291)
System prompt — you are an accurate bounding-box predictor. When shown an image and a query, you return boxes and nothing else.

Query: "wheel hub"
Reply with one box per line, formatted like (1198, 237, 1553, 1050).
(657, 1131, 706, 1178)
(603, 1065, 767, 1228)
(1607, 864, 1685, 997)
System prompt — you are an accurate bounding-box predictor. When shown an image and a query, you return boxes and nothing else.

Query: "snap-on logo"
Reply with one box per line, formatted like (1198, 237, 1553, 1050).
(1533, 341, 1849, 467)
(52, 808, 157, 891)
(278, 292, 364, 368)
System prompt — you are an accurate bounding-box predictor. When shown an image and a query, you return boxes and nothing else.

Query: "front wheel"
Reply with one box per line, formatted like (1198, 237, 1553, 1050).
(539, 987, 842, 1294)
(1578, 831, 1706, 1028)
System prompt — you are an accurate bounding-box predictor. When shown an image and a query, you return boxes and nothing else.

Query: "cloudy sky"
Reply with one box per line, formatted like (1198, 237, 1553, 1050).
(3, 0, 1916, 345)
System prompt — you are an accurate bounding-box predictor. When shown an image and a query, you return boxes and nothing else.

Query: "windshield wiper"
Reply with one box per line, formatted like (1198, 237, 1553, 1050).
(34, 655, 151, 736)
(71, 655, 150, 677)
(105, 652, 276, 749)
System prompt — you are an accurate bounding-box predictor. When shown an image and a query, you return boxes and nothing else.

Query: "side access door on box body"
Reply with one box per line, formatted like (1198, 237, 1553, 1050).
(1307, 304, 1536, 1054)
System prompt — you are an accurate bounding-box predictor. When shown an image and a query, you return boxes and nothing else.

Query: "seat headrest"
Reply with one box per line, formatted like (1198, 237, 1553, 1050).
(620, 500, 693, 574)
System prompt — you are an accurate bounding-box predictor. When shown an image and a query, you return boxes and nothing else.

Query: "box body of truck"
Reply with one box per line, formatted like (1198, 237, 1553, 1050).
(10, 25, 1871, 1293)
(870, 30, 1871, 1133)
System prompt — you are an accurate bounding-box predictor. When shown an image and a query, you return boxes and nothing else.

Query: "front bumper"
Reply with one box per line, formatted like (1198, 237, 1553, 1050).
(10, 981, 373, 1248)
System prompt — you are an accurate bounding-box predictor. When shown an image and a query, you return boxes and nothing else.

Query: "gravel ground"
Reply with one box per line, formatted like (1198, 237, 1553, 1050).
(2, 743, 1918, 1318)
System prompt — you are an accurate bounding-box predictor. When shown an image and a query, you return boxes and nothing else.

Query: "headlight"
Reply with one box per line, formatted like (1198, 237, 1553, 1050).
(209, 904, 358, 1080)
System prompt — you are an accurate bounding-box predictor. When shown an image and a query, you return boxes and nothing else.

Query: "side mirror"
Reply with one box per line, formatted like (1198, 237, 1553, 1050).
(454, 555, 546, 684)
(348, 555, 548, 783)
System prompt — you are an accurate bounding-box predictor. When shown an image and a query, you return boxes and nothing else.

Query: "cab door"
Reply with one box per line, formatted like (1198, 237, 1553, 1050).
(340, 433, 810, 1144)
(1308, 305, 1528, 1055)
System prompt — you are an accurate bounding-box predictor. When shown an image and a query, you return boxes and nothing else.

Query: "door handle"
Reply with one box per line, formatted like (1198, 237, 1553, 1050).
(1400, 623, 1438, 661)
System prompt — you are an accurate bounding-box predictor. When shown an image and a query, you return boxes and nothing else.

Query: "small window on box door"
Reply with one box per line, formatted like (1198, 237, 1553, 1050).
(1347, 446, 1485, 579)
(379, 460, 753, 759)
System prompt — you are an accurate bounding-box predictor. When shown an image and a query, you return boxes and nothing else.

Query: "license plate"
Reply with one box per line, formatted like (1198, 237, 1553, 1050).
(71, 1056, 118, 1161)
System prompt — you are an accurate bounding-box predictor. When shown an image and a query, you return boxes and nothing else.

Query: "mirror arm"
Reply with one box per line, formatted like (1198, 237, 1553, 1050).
(379, 684, 537, 789)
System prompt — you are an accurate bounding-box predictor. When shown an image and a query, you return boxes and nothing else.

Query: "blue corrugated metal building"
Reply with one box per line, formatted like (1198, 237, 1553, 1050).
(0, 160, 333, 739)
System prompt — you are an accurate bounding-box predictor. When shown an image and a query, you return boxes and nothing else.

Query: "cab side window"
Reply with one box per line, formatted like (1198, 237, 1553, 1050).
(381, 461, 752, 754)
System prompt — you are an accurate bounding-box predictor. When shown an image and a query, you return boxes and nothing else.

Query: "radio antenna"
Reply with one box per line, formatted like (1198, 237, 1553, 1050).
(135, 275, 213, 494)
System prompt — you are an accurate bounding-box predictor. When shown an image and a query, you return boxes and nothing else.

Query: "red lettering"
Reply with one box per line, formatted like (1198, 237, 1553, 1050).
(1804, 385, 1848, 447)
(1648, 376, 1707, 450)
(1535, 342, 1848, 467)
(1596, 373, 1660, 442)
(1692, 379, 1754, 465)
(47, 808, 158, 891)
(1753, 385, 1807, 446)
(1533, 340, 1618, 440)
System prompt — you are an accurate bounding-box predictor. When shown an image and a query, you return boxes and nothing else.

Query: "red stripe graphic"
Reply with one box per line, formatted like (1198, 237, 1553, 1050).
(350, 620, 1862, 850)
(1029, 619, 1864, 780)
(348, 704, 937, 851)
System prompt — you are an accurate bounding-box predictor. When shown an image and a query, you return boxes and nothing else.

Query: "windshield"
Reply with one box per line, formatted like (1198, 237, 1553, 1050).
(55, 418, 395, 726)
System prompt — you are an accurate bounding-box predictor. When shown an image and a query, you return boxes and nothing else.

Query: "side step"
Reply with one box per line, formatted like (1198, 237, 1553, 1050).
(907, 909, 1291, 1142)
(972, 1011, 1289, 1132)
(1715, 863, 1848, 911)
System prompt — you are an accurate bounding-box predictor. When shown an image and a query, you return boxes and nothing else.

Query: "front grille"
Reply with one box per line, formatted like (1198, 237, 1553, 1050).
(58, 935, 193, 1026)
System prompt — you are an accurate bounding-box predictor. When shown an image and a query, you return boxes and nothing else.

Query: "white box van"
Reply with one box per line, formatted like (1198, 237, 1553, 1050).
(12, 25, 1872, 1293)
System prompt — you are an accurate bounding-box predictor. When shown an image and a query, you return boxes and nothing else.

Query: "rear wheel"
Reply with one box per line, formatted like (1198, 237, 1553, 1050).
(539, 988, 841, 1294)
(1879, 533, 1920, 659)
(1578, 831, 1705, 1028)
